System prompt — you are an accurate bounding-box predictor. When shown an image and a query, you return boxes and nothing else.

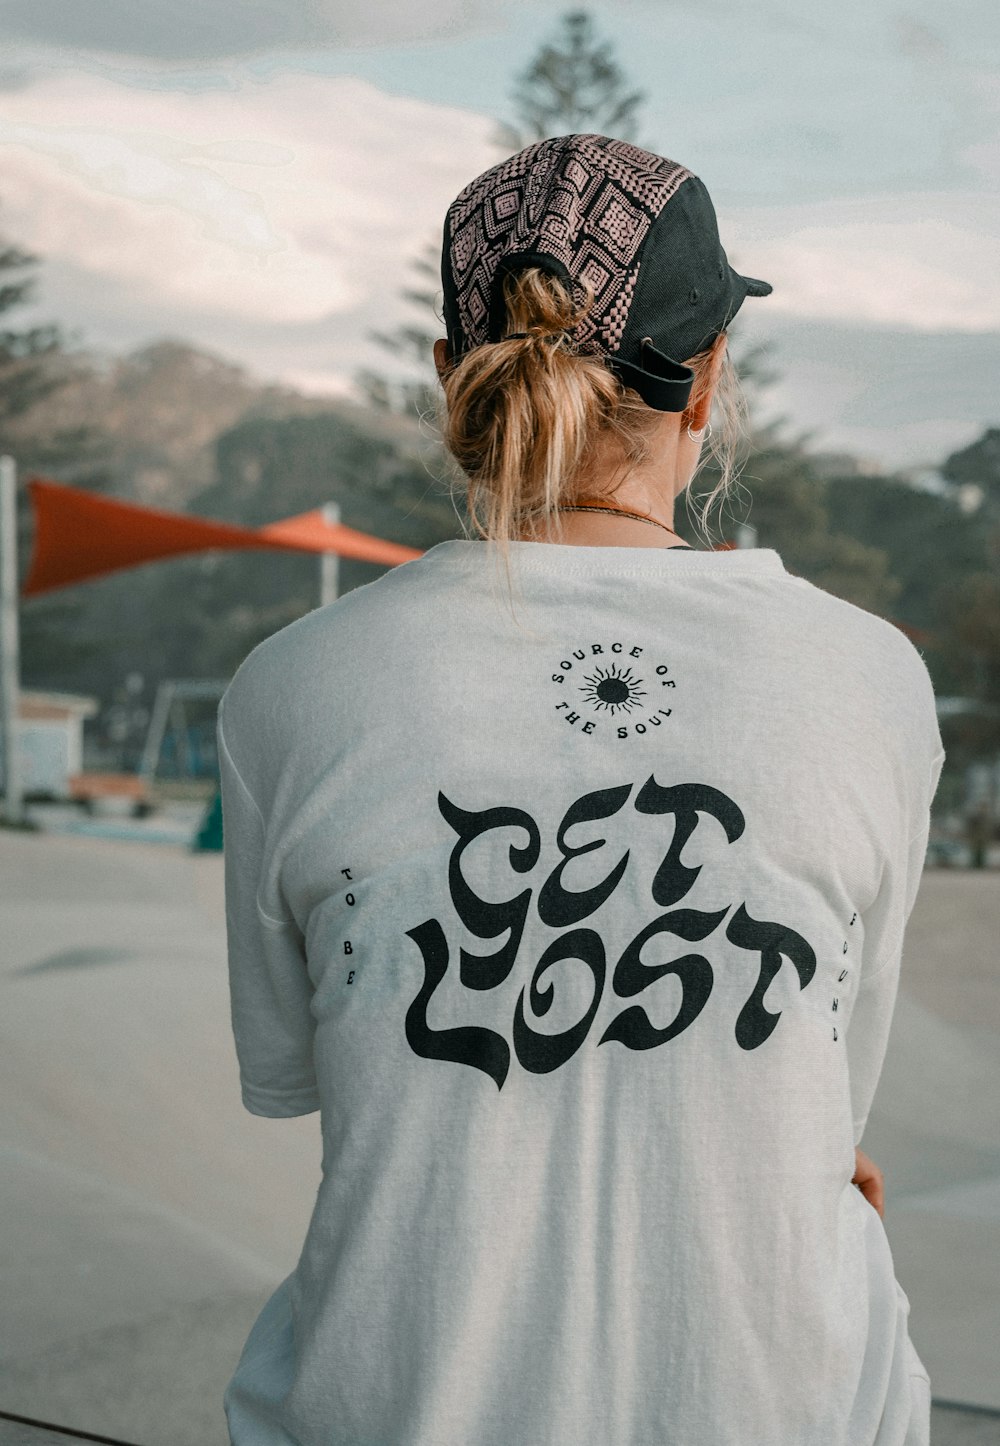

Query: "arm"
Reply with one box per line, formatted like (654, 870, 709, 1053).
(852, 1146, 885, 1217)
(217, 699, 321, 1118)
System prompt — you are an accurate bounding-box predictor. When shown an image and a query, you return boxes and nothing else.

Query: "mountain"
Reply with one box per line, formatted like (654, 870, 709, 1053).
(3, 336, 338, 508)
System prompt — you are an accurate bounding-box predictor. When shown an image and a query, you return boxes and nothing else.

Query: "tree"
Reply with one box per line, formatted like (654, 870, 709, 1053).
(925, 428, 1000, 757)
(0, 206, 117, 694)
(939, 426, 1000, 527)
(934, 568, 1000, 753)
(352, 239, 445, 420)
(493, 9, 647, 154)
(0, 236, 74, 426)
(353, 6, 647, 421)
(0, 205, 112, 489)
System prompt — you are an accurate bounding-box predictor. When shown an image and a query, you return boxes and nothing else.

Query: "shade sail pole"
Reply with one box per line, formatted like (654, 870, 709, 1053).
(320, 501, 340, 609)
(0, 454, 24, 824)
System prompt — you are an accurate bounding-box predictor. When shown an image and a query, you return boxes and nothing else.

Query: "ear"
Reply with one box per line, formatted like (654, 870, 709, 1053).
(433, 337, 450, 378)
(684, 332, 727, 432)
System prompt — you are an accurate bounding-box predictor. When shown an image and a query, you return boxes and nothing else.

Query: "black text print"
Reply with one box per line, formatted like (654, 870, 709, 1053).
(403, 779, 818, 1090)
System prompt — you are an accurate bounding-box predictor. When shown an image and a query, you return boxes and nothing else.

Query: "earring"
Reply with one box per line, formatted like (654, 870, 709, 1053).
(686, 421, 712, 442)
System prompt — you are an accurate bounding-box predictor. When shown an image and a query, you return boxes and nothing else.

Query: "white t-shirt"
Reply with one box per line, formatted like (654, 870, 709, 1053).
(217, 538, 944, 1446)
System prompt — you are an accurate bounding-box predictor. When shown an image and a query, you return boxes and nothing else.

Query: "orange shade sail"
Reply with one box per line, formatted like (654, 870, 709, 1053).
(21, 476, 425, 596)
(18, 476, 935, 649)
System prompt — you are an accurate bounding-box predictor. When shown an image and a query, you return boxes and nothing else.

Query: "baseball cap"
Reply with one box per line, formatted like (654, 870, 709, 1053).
(440, 133, 772, 413)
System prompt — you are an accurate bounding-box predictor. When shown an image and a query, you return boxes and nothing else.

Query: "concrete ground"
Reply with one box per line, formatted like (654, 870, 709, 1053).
(0, 817, 997, 1446)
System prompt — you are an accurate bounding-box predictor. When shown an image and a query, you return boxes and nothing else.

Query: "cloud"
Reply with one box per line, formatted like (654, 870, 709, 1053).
(0, 71, 499, 330)
(725, 194, 1000, 332)
(0, 0, 518, 61)
(735, 314, 1000, 470)
(0, 63, 995, 472)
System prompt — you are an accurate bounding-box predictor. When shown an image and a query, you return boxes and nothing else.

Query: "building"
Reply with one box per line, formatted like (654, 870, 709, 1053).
(0, 690, 99, 800)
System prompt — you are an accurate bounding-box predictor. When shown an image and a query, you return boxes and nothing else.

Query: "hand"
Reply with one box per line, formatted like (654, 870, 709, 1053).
(852, 1147, 885, 1218)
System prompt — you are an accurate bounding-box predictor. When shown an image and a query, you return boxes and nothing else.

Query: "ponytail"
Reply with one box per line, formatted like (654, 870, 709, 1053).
(432, 265, 750, 629)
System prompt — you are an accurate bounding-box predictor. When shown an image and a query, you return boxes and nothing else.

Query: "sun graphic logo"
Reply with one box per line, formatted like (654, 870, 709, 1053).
(580, 663, 646, 715)
(549, 641, 677, 737)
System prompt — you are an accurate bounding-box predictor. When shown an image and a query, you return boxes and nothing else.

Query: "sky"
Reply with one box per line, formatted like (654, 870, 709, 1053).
(0, 0, 997, 474)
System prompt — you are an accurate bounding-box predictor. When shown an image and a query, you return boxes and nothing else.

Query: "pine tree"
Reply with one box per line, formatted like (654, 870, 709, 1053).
(0, 205, 113, 692)
(494, 9, 647, 154)
(0, 236, 74, 428)
(353, 6, 647, 419)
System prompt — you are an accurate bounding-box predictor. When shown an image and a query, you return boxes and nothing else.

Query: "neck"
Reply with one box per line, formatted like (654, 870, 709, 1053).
(519, 505, 691, 549)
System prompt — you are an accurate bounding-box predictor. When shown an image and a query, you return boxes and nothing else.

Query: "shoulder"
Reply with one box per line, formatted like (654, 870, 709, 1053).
(219, 558, 424, 732)
(780, 571, 940, 749)
(784, 571, 933, 675)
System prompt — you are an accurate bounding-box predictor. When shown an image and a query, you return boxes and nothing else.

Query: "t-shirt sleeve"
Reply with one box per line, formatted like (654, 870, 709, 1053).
(217, 701, 321, 1119)
(846, 745, 945, 1147)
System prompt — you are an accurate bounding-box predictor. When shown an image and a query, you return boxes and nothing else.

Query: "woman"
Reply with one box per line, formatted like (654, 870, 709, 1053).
(219, 135, 944, 1445)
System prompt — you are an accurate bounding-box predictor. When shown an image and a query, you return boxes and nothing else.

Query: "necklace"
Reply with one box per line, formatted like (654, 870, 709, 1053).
(555, 499, 685, 540)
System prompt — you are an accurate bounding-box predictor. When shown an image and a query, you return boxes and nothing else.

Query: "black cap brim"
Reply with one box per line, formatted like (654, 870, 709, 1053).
(732, 267, 773, 300)
(725, 266, 773, 331)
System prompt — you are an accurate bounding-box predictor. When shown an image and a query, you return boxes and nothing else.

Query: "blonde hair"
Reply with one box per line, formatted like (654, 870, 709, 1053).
(432, 265, 751, 631)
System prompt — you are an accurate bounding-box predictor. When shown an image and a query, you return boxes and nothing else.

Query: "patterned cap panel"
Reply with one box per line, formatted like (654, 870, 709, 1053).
(444, 134, 693, 357)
